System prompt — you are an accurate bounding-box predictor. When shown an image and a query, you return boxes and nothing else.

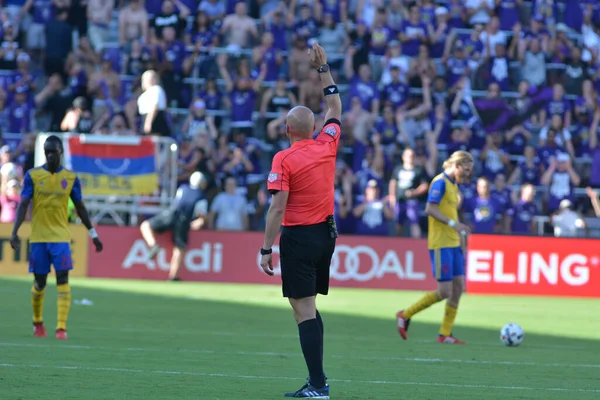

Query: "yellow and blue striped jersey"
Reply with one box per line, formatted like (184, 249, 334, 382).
(427, 173, 460, 250)
(21, 166, 82, 243)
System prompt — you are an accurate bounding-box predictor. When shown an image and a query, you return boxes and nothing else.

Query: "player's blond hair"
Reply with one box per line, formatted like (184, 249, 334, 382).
(443, 150, 474, 169)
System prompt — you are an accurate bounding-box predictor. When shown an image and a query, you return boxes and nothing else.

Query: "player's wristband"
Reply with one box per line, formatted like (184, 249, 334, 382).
(260, 248, 272, 255)
(323, 85, 339, 97)
(88, 228, 99, 239)
(447, 220, 457, 228)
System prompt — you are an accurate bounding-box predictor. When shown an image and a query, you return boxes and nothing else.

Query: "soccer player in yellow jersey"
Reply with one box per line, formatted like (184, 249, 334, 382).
(397, 150, 473, 344)
(10, 135, 103, 340)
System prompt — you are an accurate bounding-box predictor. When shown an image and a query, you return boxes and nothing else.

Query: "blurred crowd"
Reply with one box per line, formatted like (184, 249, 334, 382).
(0, 0, 597, 237)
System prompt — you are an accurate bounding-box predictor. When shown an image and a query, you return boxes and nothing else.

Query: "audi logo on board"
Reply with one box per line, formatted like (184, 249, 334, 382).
(256, 245, 426, 282)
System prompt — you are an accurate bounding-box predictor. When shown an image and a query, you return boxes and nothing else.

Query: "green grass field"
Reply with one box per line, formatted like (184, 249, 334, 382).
(0, 276, 599, 400)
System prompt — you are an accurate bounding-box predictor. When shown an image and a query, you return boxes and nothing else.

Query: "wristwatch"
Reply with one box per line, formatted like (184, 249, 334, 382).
(317, 64, 330, 73)
(260, 248, 272, 255)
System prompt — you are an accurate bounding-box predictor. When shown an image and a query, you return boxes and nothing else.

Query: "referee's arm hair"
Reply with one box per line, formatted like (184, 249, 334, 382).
(263, 190, 289, 250)
(311, 41, 341, 122)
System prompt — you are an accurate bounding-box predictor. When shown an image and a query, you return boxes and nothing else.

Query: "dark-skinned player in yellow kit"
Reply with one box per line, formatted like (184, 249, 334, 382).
(10, 135, 103, 340)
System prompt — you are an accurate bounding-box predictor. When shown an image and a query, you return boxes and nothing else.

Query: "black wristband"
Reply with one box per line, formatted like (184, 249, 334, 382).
(323, 85, 339, 97)
(260, 248, 272, 255)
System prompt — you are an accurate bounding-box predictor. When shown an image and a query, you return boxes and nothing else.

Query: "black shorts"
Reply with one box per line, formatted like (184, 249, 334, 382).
(148, 210, 189, 249)
(279, 222, 336, 299)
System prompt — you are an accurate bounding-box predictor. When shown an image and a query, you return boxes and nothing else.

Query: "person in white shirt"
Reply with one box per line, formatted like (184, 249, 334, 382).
(137, 70, 171, 136)
(552, 199, 587, 237)
(208, 177, 249, 231)
(479, 17, 506, 58)
(465, 0, 494, 25)
(380, 40, 411, 85)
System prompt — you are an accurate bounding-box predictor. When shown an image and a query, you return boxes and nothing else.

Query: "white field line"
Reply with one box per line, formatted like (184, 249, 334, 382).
(76, 326, 588, 350)
(0, 341, 599, 370)
(111, 327, 587, 350)
(0, 362, 598, 394)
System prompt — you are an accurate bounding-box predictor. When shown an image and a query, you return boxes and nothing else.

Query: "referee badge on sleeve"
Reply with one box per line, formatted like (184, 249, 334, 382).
(323, 126, 337, 137)
(268, 173, 279, 183)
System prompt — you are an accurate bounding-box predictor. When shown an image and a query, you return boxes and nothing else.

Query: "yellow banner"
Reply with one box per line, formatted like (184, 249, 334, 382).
(77, 173, 159, 196)
(0, 222, 89, 277)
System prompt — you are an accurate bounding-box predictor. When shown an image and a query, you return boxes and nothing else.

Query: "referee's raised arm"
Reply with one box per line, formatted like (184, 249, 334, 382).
(309, 41, 342, 123)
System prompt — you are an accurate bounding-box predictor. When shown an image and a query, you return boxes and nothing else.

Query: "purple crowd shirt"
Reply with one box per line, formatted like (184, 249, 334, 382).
(507, 200, 538, 234)
(382, 81, 409, 110)
(466, 196, 502, 234)
(355, 200, 390, 236)
(497, 0, 520, 30)
(399, 20, 427, 57)
(348, 77, 379, 111)
(547, 171, 574, 212)
(230, 89, 256, 123)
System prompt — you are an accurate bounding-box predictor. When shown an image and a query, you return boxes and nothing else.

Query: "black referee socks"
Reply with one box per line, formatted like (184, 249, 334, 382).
(298, 318, 326, 389)
(316, 310, 324, 362)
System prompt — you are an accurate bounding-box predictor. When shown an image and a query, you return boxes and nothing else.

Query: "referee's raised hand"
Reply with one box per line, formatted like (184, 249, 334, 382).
(308, 41, 327, 68)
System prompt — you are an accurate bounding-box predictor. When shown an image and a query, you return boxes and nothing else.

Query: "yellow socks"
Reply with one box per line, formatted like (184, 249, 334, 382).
(440, 304, 458, 337)
(56, 283, 71, 331)
(404, 291, 443, 319)
(31, 285, 45, 324)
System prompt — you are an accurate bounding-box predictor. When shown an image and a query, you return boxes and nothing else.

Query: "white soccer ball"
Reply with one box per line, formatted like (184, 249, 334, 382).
(500, 323, 525, 347)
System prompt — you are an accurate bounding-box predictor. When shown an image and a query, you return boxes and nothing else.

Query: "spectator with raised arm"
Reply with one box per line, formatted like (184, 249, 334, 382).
(221, 2, 258, 48)
(398, 3, 427, 58)
(589, 108, 600, 188)
(496, 0, 523, 31)
(587, 187, 600, 217)
(151, 0, 190, 42)
(542, 153, 581, 214)
(217, 53, 266, 137)
(353, 179, 394, 237)
(466, 0, 494, 25)
(252, 32, 283, 83)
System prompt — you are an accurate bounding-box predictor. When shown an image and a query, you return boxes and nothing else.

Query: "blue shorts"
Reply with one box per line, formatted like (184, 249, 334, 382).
(429, 247, 464, 282)
(29, 243, 74, 275)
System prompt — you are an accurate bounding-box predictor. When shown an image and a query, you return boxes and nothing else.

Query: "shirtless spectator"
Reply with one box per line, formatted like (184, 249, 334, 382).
(288, 36, 311, 85)
(298, 69, 323, 114)
(87, 0, 114, 53)
(118, 0, 149, 47)
(221, 2, 258, 48)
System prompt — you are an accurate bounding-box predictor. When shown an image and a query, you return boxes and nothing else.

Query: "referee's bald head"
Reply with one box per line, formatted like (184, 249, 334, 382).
(286, 106, 315, 140)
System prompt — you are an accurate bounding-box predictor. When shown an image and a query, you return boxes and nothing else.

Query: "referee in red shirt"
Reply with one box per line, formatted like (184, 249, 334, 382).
(260, 41, 341, 399)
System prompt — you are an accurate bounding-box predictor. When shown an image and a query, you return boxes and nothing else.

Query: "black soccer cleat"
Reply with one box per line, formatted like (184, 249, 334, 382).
(284, 383, 330, 398)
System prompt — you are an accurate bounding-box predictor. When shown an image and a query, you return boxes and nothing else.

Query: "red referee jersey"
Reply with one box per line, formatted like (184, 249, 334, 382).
(267, 119, 341, 226)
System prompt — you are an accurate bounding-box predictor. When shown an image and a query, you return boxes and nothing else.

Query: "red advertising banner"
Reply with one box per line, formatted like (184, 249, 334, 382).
(87, 228, 600, 297)
(88, 227, 437, 291)
(465, 235, 600, 298)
